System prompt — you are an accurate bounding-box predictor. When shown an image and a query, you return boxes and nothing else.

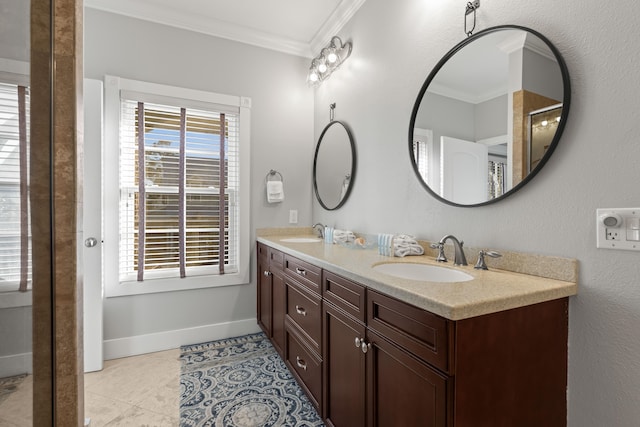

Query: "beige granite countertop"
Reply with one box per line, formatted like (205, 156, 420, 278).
(257, 228, 578, 321)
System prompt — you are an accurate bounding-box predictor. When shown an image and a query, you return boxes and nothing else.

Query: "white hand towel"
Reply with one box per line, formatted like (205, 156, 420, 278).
(333, 229, 356, 244)
(266, 181, 284, 203)
(391, 234, 425, 257)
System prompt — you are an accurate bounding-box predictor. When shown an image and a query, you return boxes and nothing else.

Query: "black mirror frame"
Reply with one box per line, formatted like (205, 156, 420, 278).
(408, 25, 571, 207)
(313, 120, 357, 210)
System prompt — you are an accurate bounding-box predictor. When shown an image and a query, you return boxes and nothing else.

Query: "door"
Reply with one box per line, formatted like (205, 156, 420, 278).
(440, 136, 488, 204)
(323, 302, 366, 427)
(271, 269, 285, 356)
(257, 250, 272, 336)
(83, 79, 103, 372)
(366, 330, 449, 427)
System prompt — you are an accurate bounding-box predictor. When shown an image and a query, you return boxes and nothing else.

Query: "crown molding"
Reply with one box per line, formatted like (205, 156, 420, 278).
(309, 0, 367, 54)
(85, 0, 366, 58)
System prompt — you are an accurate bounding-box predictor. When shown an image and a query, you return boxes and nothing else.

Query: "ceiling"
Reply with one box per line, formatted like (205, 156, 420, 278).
(84, 0, 366, 58)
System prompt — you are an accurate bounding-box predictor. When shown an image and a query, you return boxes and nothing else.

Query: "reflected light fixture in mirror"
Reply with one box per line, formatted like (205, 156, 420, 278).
(307, 36, 352, 86)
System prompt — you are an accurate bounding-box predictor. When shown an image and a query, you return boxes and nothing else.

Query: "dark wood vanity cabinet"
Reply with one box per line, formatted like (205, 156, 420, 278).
(322, 272, 367, 427)
(323, 275, 449, 427)
(282, 253, 324, 412)
(256, 243, 285, 356)
(257, 243, 569, 427)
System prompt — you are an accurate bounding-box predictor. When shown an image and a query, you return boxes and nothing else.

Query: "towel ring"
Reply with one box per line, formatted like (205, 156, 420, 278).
(265, 169, 283, 183)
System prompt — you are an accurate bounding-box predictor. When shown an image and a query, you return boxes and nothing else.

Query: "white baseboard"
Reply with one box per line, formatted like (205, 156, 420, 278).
(103, 318, 261, 360)
(0, 352, 33, 378)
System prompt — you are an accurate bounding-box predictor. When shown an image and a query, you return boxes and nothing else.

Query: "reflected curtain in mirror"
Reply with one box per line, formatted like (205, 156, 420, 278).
(0, 83, 31, 293)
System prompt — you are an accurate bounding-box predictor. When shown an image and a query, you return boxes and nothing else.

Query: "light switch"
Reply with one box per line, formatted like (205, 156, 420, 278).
(289, 209, 298, 224)
(627, 217, 640, 241)
(597, 208, 640, 251)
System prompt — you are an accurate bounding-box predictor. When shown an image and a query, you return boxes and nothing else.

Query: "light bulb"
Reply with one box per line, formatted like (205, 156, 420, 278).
(541, 120, 548, 126)
(327, 51, 338, 63)
(556, 116, 561, 122)
(318, 62, 328, 73)
(309, 72, 319, 82)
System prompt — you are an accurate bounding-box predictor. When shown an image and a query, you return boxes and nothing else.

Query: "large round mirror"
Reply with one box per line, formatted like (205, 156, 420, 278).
(409, 25, 570, 207)
(313, 120, 356, 210)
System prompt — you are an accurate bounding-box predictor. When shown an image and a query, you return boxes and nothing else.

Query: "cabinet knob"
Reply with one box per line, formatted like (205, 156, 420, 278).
(355, 337, 362, 348)
(263, 270, 271, 277)
(295, 305, 307, 316)
(361, 341, 371, 354)
(295, 267, 307, 276)
(296, 356, 307, 371)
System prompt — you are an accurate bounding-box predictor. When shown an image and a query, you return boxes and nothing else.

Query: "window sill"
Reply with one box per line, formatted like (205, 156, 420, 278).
(105, 270, 250, 298)
(0, 290, 32, 308)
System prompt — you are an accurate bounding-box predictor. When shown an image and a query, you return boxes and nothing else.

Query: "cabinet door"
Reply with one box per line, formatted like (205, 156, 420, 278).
(271, 269, 286, 356)
(257, 253, 272, 336)
(367, 330, 450, 427)
(323, 302, 366, 427)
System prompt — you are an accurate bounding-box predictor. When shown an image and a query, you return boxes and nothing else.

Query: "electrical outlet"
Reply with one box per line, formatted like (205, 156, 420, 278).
(605, 229, 620, 240)
(596, 208, 640, 250)
(289, 209, 298, 224)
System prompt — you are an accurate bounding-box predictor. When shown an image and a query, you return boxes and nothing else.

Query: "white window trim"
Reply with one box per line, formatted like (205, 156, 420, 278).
(103, 75, 251, 297)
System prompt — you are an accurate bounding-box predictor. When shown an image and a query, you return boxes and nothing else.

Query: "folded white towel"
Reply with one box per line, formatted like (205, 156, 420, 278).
(393, 235, 424, 257)
(266, 181, 284, 203)
(333, 229, 356, 244)
(394, 242, 425, 257)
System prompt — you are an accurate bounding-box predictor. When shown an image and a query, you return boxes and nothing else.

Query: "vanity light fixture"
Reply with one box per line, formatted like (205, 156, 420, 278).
(307, 36, 352, 87)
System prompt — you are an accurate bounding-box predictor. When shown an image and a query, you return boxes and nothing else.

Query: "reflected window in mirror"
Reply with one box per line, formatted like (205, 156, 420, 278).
(412, 128, 432, 186)
(0, 81, 32, 293)
(313, 120, 356, 210)
(409, 25, 570, 207)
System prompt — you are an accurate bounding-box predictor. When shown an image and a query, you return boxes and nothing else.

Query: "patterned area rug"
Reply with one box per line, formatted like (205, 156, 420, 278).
(180, 332, 324, 427)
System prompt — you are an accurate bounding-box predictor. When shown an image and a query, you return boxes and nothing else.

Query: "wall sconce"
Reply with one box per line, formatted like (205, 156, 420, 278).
(307, 36, 352, 87)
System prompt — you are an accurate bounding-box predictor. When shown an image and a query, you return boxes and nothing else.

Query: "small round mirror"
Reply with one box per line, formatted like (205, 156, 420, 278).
(409, 25, 570, 207)
(313, 121, 356, 210)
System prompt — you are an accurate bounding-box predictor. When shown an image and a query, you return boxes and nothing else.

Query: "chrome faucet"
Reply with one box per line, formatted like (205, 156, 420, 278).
(433, 234, 468, 266)
(312, 223, 325, 238)
(474, 250, 502, 270)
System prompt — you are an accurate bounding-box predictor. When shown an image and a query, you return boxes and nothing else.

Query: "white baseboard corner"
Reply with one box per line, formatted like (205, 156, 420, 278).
(103, 318, 260, 360)
(0, 352, 33, 378)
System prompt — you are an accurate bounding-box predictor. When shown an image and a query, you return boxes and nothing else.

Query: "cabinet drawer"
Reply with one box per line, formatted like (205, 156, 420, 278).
(286, 281, 322, 353)
(284, 254, 322, 295)
(322, 271, 366, 323)
(367, 290, 453, 373)
(286, 327, 322, 411)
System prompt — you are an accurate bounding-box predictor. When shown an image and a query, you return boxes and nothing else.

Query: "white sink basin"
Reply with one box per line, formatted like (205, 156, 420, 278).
(372, 262, 473, 283)
(280, 237, 322, 243)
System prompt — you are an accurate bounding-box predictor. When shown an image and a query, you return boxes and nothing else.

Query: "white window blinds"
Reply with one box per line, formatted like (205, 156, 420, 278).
(0, 82, 31, 292)
(118, 97, 240, 283)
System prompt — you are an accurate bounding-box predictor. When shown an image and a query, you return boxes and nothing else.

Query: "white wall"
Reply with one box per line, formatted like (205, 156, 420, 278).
(312, 0, 640, 425)
(84, 9, 314, 353)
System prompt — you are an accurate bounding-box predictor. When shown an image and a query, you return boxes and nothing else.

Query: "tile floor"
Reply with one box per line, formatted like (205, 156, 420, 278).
(0, 349, 181, 426)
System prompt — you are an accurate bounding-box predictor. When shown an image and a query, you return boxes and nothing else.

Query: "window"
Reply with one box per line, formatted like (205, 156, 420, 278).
(104, 77, 251, 296)
(0, 81, 31, 294)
